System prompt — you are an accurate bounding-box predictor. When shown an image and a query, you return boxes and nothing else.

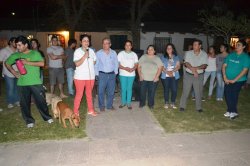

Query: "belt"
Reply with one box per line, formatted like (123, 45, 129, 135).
(99, 71, 115, 74)
(186, 71, 204, 75)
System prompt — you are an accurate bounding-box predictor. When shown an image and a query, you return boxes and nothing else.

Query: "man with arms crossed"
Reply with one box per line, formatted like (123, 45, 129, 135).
(47, 35, 67, 98)
(180, 39, 208, 112)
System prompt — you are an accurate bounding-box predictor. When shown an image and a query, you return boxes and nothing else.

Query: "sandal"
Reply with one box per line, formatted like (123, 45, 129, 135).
(88, 111, 97, 117)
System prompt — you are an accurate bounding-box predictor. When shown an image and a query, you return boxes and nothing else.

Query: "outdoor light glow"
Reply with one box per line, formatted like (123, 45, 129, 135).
(11, 12, 15, 16)
(27, 35, 33, 40)
(230, 36, 239, 48)
(60, 31, 69, 37)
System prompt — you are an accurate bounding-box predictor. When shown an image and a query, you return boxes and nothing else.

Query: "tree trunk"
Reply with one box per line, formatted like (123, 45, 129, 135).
(131, 26, 140, 50)
(69, 30, 75, 40)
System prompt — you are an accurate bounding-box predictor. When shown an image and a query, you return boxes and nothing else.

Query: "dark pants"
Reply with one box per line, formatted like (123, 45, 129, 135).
(18, 85, 52, 124)
(224, 81, 245, 113)
(140, 80, 158, 108)
(162, 78, 178, 104)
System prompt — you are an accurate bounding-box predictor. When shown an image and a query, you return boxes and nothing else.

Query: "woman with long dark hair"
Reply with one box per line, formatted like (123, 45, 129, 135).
(160, 43, 180, 109)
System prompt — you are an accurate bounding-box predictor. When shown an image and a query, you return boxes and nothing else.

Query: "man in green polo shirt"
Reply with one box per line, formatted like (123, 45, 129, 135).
(5, 35, 53, 128)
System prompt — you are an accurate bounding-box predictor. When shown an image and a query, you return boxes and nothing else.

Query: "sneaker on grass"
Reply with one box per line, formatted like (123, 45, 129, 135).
(164, 104, 169, 109)
(27, 123, 34, 128)
(7, 104, 14, 109)
(230, 113, 238, 119)
(47, 119, 54, 124)
(171, 104, 177, 109)
(224, 112, 230, 117)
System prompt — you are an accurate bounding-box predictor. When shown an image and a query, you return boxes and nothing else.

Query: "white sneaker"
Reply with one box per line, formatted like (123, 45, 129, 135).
(230, 113, 238, 119)
(15, 102, 20, 107)
(171, 104, 177, 109)
(27, 123, 34, 128)
(224, 112, 230, 117)
(47, 119, 54, 124)
(220, 98, 224, 101)
(164, 104, 169, 109)
(216, 98, 220, 101)
(0, 108, 3, 112)
(7, 104, 14, 109)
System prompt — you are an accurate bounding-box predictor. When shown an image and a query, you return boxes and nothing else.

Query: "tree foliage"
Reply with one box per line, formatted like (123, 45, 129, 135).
(129, 0, 157, 49)
(46, 0, 95, 37)
(198, 5, 250, 44)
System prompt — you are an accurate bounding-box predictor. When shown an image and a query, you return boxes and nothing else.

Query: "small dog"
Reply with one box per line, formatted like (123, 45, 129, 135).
(51, 95, 62, 118)
(56, 101, 80, 128)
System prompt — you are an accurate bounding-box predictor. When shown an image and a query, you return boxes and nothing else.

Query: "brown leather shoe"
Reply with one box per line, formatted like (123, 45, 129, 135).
(127, 106, 132, 110)
(119, 105, 126, 108)
(108, 107, 116, 111)
(100, 108, 105, 112)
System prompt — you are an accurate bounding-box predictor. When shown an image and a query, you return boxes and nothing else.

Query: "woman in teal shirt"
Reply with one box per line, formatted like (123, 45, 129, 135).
(222, 40, 249, 119)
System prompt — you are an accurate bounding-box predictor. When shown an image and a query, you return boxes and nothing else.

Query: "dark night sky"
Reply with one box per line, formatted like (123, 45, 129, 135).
(0, 0, 249, 22)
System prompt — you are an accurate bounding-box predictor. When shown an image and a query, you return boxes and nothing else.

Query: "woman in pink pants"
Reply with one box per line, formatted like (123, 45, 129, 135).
(73, 34, 97, 117)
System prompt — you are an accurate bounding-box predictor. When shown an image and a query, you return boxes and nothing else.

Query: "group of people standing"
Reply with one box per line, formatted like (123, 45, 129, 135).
(0, 35, 249, 127)
(180, 39, 249, 120)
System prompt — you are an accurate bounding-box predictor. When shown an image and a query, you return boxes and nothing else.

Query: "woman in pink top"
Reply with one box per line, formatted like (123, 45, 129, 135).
(203, 46, 217, 100)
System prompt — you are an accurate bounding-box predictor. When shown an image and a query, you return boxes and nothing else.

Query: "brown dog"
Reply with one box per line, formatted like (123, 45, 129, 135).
(56, 101, 80, 128)
(51, 96, 62, 118)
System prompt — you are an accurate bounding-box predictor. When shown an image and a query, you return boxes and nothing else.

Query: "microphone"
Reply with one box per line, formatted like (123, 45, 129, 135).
(86, 47, 89, 58)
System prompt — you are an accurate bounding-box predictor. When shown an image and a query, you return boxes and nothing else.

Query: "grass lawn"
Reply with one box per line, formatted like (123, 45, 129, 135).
(0, 79, 86, 143)
(152, 78, 250, 133)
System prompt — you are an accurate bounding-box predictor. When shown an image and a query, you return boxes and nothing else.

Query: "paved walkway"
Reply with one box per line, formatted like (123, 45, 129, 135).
(1, 96, 250, 166)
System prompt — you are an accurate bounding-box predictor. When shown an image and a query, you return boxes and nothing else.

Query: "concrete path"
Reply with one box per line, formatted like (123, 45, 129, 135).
(1, 96, 250, 166)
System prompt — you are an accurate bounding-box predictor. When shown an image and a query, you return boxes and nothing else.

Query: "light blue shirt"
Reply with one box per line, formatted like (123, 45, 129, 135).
(95, 49, 119, 75)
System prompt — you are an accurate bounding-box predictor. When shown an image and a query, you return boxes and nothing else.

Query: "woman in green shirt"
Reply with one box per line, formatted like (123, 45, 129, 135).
(222, 40, 249, 119)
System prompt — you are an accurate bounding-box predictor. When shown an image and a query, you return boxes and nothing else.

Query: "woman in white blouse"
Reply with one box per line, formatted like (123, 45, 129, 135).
(73, 34, 97, 117)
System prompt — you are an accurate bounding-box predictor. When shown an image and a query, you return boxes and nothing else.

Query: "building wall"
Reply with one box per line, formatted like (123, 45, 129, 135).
(75, 31, 132, 51)
(140, 32, 214, 57)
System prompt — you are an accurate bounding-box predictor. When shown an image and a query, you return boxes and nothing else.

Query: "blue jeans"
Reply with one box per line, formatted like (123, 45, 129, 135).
(216, 72, 224, 99)
(119, 75, 135, 106)
(140, 80, 158, 108)
(66, 68, 75, 95)
(203, 71, 216, 96)
(224, 81, 245, 113)
(98, 72, 116, 109)
(4, 75, 19, 104)
(162, 77, 178, 104)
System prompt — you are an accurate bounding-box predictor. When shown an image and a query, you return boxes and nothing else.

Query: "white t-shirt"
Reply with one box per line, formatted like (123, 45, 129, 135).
(117, 51, 138, 77)
(47, 46, 64, 68)
(166, 58, 175, 77)
(205, 56, 216, 72)
(0, 46, 17, 77)
(74, 48, 96, 80)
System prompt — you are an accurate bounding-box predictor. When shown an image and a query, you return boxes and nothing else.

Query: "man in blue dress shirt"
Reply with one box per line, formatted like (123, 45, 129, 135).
(95, 38, 119, 111)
